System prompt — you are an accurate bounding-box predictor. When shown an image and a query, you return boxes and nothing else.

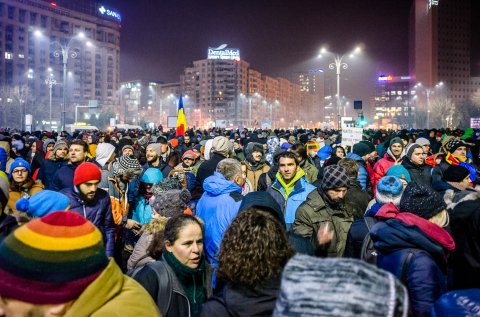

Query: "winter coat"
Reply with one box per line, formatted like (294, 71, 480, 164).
(200, 278, 280, 317)
(267, 172, 316, 229)
(293, 189, 353, 257)
(64, 259, 161, 317)
(132, 168, 163, 225)
(244, 160, 270, 192)
(143, 159, 173, 179)
(51, 163, 77, 191)
(37, 158, 67, 190)
(401, 156, 432, 187)
(444, 188, 480, 289)
(431, 289, 480, 317)
(372, 150, 399, 192)
(370, 203, 454, 316)
(346, 152, 371, 193)
(343, 178, 370, 219)
(196, 172, 243, 267)
(195, 152, 228, 196)
(61, 187, 116, 257)
(300, 159, 318, 184)
(432, 154, 480, 191)
(257, 165, 277, 192)
(7, 180, 44, 214)
(134, 255, 213, 317)
(99, 168, 130, 225)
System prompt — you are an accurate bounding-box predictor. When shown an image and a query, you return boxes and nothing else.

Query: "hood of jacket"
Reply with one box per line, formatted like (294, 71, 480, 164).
(401, 156, 426, 170)
(140, 168, 163, 184)
(317, 145, 332, 161)
(244, 142, 265, 165)
(345, 152, 363, 162)
(203, 171, 242, 196)
(386, 147, 403, 161)
(444, 188, 480, 221)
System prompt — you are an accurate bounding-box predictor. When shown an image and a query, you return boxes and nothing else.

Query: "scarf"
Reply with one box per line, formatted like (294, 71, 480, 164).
(276, 168, 305, 199)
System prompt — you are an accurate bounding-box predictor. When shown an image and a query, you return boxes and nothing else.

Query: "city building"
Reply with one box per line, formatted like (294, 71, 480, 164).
(0, 0, 121, 129)
(296, 69, 326, 126)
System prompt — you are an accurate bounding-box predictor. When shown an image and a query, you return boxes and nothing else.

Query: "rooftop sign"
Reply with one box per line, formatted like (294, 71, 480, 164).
(208, 44, 240, 61)
(98, 5, 121, 22)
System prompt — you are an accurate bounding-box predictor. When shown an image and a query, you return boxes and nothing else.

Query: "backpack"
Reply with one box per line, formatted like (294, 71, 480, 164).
(360, 216, 378, 265)
(129, 260, 173, 315)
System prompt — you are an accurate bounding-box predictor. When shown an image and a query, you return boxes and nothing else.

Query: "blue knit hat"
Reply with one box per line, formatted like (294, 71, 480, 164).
(8, 158, 31, 178)
(376, 176, 405, 206)
(15, 190, 71, 218)
(385, 165, 411, 183)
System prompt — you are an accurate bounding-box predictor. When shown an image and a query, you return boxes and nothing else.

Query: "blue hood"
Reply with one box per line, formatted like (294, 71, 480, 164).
(203, 172, 242, 196)
(346, 152, 363, 162)
(317, 145, 332, 160)
(140, 168, 163, 184)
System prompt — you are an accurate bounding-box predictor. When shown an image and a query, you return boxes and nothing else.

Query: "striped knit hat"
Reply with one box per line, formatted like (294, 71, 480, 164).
(0, 211, 109, 304)
(306, 140, 320, 152)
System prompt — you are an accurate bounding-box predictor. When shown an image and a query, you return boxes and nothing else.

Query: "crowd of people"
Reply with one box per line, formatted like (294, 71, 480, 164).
(0, 126, 479, 316)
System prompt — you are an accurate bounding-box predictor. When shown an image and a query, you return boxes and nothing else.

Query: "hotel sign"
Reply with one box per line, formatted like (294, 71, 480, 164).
(98, 5, 121, 22)
(208, 44, 240, 61)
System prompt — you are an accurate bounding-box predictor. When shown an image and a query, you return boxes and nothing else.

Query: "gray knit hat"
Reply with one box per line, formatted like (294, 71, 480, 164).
(146, 143, 162, 155)
(212, 136, 233, 157)
(112, 155, 142, 177)
(51, 140, 68, 159)
(149, 189, 191, 217)
(321, 165, 349, 190)
(151, 178, 183, 196)
(273, 254, 409, 317)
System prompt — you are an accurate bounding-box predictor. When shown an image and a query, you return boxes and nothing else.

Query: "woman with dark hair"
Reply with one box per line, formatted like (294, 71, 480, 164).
(134, 214, 212, 317)
(200, 207, 294, 317)
(28, 140, 45, 178)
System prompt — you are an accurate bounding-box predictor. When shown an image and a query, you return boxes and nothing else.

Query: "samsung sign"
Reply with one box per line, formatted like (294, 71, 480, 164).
(208, 44, 240, 61)
(98, 5, 121, 22)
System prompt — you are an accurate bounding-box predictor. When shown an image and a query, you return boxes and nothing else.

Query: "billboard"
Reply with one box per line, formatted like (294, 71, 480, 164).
(208, 44, 240, 61)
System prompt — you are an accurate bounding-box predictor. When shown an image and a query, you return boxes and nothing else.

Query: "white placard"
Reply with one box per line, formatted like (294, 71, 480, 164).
(342, 127, 364, 147)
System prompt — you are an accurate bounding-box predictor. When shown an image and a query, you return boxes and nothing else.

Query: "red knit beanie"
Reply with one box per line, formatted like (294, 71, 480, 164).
(73, 162, 101, 186)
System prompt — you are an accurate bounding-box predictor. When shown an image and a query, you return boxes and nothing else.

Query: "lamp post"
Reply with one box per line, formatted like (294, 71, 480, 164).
(318, 46, 361, 129)
(414, 82, 444, 129)
(45, 72, 57, 131)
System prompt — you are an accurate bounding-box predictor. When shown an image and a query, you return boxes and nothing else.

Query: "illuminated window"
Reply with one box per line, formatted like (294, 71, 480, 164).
(5, 52, 13, 59)
(18, 54, 24, 58)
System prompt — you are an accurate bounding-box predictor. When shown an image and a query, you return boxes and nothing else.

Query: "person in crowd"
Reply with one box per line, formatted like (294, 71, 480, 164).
(7, 158, 44, 214)
(134, 214, 212, 317)
(273, 254, 408, 317)
(305, 140, 321, 171)
(42, 138, 55, 157)
(257, 149, 283, 191)
(94, 142, 116, 170)
(290, 143, 318, 184)
(338, 158, 370, 220)
(122, 144, 135, 156)
(243, 142, 270, 191)
(60, 162, 116, 258)
(27, 140, 45, 177)
(131, 168, 163, 226)
(415, 137, 432, 157)
(401, 143, 432, 187)
(196, 158, 245, 277)
(128, 188, 191, 272)
(372, 137, 405, 191)
(434, 164, 472, 194)
(52, 139, 89, 191)
(293, 164, 352, 257)
(37, 140, 68, 190)
(370, 182, 455, 316)
(201, 207, 294, 317)
(144, 142, 173, 178)
(385, 164, 411, 187)
(267, 151, 316, 230)
(168, 150, 197, 191)
(0, 211, 160, 316)
(346, 140, 376, 195)
(195, 136, 233, 196)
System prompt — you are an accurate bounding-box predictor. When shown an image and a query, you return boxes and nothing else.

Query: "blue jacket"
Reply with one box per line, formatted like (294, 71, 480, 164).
(267, 176, 315, 228)
(52, 163, 77, 191)
(196, 172, 243, 268)
(61, 187, 116, 257)
(37, 158, 67, 190)
(132, 168, 163, 225)
(431, 289, 480, 317)
(346, 152, 369, 191)
(370, 219, 448, 316)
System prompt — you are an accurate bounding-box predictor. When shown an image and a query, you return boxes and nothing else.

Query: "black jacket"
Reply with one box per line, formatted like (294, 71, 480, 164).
(37, 158, 67, 190)
(193, 152, 227, 197)
(402, 156, 432, 187)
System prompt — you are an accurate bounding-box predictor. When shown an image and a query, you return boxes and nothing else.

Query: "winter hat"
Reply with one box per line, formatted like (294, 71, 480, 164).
(375, 176, 404, 206)
(9, 158, 31, 177)
(42, 138, 55, 152)
(273, 254, 408, 317)
(212, 136, 233, 157)
(0, 171, 9, 210)
(352, 141, 375, 157)
(168, 138, 179, 149)
(389, 137, 404, 148)
(151, 177, 183, 196)
(73, 162, 101, 186)
(415, 137, 430, 146)
(385, 165, 411, 183)
(281, 142, 292, 150)
(204, 139, 214, 160)
(150, 189, 191, 217)
(182, 150, 196, 161)
(0, 211, 109, 304)
(399, 182, 447, 219)
(52, 140, 68, 154)
(95, 143, 116, 167)
(445, 139, 466, 153)
(443, 165, 470, 183)
(405, 143, 422, 159)
(306, 140, 320, 152)
(122, 144, 135, 153)
(238, 191, 285, 228)
(321, 165, 349, 190)
(16, 190, 70, 218)
(146, 143, 162, 155)
(113, 154, 142, 177)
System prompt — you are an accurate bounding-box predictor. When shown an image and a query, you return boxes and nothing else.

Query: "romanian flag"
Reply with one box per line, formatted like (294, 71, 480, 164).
(176, 95, 187, 136)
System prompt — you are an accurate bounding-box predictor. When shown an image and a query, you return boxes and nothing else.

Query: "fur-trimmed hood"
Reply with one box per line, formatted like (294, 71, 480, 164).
(444, 188, 480, 220)
(141, 216, 168, 235)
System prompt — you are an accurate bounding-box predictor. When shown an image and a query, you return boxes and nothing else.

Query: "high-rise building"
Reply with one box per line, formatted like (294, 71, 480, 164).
(0, 0, 121, 129)
(296, 69, 325, 125)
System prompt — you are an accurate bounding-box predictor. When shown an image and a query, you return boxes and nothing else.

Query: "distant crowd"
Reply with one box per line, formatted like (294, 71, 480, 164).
(0, 126, 479, 316)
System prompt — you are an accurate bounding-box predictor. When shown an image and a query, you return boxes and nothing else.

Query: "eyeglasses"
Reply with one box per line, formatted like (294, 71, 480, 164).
(12, 168, 28, 175)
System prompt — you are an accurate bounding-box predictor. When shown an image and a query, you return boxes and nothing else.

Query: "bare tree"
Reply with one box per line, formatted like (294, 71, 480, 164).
(429, 96, 456, 128)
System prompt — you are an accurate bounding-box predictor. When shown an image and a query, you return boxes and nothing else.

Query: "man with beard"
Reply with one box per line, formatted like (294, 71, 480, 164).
(243, 142, 270, 191)
(52, 139, 89, 191)
(144, 143, 172, 178)
(293, 164, 353, 257)
(61, 162, 116, 257)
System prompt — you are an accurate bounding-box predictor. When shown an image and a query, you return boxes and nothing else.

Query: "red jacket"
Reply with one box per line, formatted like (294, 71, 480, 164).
(372, 152, 397, 193)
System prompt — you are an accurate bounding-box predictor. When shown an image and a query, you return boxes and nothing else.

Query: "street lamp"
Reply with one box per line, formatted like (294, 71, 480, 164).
(318, 45, 362, 128)
(414, 82, 444, 129)
(45, 72, 57, 131)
